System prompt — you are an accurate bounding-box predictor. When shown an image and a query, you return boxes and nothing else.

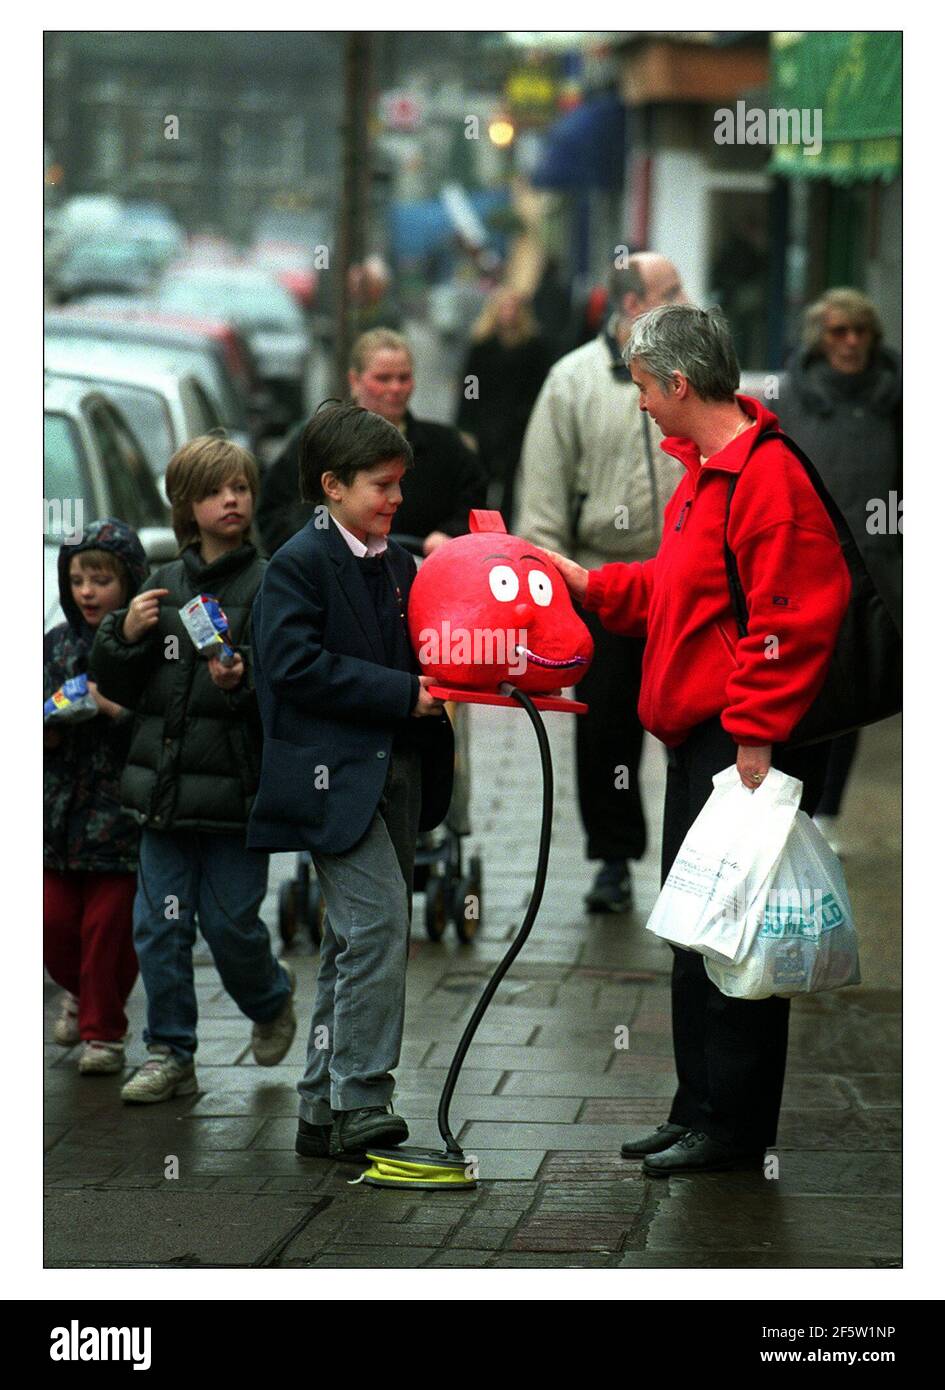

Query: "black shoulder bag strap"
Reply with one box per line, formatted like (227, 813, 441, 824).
(724, 472, 750, 639)
(723, 425, 840, 637)
(722, 424, 902, 747)
(723, 424, 832, 637)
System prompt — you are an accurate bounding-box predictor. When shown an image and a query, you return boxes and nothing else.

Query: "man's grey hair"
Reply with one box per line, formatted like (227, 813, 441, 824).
(623, 304, 740, 401)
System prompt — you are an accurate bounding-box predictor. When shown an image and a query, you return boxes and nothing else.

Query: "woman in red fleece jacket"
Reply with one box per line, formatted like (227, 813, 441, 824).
(548, 305, 850, 1177)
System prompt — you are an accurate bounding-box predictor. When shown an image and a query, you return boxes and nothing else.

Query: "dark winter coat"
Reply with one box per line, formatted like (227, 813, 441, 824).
(44, 518, 148, 873)
(255, 410, 488, 556)
(247, 517, 454, 854)
(456, 334, 552, 486)
(775, 343, 902, 629)
(90, 542, 267, 833)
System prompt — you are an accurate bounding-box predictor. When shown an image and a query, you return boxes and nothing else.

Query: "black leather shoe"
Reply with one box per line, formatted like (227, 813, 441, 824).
(584, 860, 634, 914)
(620, 1122, 688, 1158)
(329, 1106, 409, 1161)
(642, 1130, 765, 1177)
(295, 1119, 332, 1158)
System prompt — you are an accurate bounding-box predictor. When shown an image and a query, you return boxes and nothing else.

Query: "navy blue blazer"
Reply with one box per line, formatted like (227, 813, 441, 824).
(247, 516, 454, 853)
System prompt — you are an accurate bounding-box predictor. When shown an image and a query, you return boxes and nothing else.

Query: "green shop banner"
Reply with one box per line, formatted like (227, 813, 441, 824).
(769, 31, 901, 183)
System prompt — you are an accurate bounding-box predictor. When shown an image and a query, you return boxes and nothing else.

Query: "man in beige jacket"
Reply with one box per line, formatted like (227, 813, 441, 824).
(516, 252, 686, 912)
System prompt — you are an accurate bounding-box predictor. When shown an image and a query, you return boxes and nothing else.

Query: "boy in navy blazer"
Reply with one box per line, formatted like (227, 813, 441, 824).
(249, 403, 454, 1161)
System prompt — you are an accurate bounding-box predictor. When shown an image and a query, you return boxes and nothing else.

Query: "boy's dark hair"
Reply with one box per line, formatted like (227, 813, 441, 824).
(298, 402, 413, 503)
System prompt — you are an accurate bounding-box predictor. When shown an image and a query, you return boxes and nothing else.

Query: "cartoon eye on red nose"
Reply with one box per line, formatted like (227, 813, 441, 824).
(488, 565, 518, 601)
(527, 571, 553, 607)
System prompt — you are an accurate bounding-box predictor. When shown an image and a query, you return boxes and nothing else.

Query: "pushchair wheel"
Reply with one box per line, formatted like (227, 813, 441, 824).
(453, 854, 482, 944)
(278, 880, 300, 947)
(305, 879, 326, 946)
(424, 875, 449, 942)
(278, 860, 325, 948)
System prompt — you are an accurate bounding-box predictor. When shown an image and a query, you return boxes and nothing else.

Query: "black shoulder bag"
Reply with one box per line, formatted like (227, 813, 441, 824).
(723, 427, 902, 748)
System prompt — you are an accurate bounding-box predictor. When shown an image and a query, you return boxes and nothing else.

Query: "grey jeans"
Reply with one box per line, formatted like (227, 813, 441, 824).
(298, 744, 422, 1121)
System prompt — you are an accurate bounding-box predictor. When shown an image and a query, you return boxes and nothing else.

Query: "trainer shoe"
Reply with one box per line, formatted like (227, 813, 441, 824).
(251, 961, 297, 1066)
(584, 860, 634, 914)
(120, 1046, 197, 1104)
(52, 992, 80, 1046)
(78, 1040, 125, 1075)
(295, 1118, 333, 1159)
(329, 1105, 409, 1161)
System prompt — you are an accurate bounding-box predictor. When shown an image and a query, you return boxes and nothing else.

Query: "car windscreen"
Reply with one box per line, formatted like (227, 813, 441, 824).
(65, 380, 175, 479)
(44, 412, 96, 539)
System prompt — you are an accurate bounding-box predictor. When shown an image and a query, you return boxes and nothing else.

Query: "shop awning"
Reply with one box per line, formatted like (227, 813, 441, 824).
(769, 31, 901, 183)
(531, 92, 627, 190)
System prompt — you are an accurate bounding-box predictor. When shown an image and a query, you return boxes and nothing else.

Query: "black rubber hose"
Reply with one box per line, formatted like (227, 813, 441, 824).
(436, 686, 554, 1156)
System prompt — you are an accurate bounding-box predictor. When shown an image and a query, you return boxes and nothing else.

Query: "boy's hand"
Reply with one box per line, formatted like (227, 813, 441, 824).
(412, 675, 445, 718)
(122, 588, 169, 643)
(541, 549, 589, 605)
(87, 679, 124, 720)
(208, 652, 245, 690)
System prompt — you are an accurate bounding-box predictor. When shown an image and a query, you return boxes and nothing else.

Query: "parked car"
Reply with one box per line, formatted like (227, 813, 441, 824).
(44, 340, 223, 490)
(156, 266, 310, 426)
(45, 308, 258, 446)
(44, 376, 175, 629)
(116, 201, 186, 273)
(52, 239, 156, 303)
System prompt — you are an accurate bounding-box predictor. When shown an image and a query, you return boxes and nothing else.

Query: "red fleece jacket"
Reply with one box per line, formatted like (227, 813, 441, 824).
(584, 396, 851, 747)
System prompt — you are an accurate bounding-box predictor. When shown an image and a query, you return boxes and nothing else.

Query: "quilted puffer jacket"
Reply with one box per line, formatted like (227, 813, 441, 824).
(91, 542, 266, 832)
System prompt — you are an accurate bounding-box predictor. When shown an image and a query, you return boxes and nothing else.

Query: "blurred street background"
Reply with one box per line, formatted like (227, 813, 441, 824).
(43, 29, 902, 1269)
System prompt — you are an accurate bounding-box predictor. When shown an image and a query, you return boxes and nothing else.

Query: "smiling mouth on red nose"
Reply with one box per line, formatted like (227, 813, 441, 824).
(513, 643, 588, 670)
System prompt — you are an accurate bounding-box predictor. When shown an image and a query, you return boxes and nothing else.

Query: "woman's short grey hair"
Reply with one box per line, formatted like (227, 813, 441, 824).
(623, 305, 740, 401)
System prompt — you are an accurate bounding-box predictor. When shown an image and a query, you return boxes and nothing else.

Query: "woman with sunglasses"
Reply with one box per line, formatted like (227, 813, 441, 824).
(776, 288, 902, 850)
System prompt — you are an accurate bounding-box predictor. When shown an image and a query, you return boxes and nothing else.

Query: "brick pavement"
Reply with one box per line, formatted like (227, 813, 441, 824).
(44, 708, 902, 1269)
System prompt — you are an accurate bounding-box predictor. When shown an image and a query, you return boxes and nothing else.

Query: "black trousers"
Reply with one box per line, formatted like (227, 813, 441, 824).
(661, 717, 829, 1150)
(575, 611, 648, 862)
(815, 730, 860, 817)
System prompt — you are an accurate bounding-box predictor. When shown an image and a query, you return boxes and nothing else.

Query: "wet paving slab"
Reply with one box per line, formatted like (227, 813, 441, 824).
(45, 711, 901, 1269)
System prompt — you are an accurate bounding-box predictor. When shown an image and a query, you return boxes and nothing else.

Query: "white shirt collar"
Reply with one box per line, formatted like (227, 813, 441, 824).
(329, 513, 388, 558)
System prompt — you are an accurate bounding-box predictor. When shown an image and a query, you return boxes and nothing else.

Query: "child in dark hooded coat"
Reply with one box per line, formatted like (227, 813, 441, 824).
(44, 518, 148, 1075)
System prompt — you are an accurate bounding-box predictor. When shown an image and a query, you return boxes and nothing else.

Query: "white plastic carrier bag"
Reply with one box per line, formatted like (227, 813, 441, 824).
(705, 811, 861, 1000)
(645, 765, 802, 964)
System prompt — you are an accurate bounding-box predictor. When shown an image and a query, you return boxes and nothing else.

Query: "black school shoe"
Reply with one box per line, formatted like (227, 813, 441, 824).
(620, 1122, 688, 1158)
(584, 860, 634, 914)
(329, 1106, 410, 1161)
(295, 1119, 332, 1158)
(642, 1130, 765, 1177)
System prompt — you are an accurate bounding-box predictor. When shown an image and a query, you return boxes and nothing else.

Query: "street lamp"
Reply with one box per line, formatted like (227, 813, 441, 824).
(488, 116, 515, 147)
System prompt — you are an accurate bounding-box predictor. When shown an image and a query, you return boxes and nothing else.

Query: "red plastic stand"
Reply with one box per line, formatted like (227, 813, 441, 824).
(428, 684, 588, 715)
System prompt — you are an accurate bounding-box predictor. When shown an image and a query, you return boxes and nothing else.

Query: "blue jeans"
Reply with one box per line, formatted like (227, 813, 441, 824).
(133, 829, 290, 1061)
